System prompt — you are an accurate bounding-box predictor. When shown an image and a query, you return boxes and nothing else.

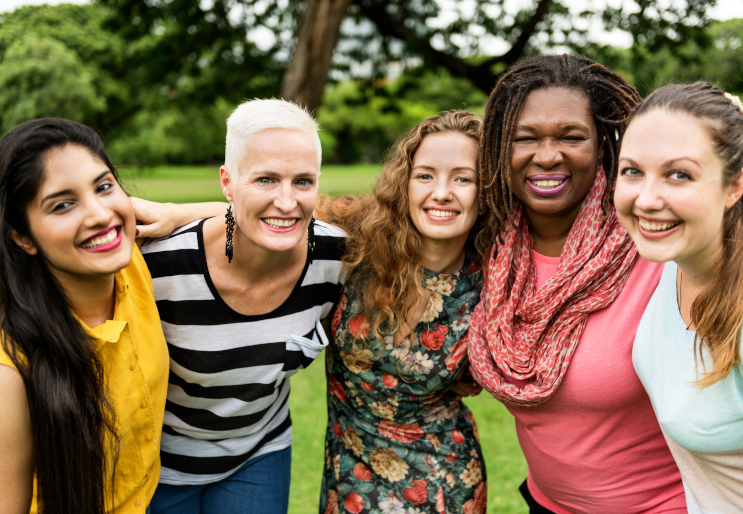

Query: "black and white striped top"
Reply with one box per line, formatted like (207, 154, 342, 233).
(141, 219, 347, 485)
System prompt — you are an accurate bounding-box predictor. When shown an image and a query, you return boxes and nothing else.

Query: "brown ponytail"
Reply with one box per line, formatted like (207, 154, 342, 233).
(627, 82, 743, 387)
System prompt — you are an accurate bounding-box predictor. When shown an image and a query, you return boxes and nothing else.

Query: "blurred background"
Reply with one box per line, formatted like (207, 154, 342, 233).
(2, 0, 740, 512)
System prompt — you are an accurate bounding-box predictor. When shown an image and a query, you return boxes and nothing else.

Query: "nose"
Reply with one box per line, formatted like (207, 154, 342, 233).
(84, 196, 114, 228)
(532, 140, 564, 169)
(431, 176, 454, 203)
(634, 178, 666, 212)
(273, 180, 298, 213)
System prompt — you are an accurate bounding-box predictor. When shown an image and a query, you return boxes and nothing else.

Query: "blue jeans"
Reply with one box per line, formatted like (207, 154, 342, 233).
(149, 447, 292, 514)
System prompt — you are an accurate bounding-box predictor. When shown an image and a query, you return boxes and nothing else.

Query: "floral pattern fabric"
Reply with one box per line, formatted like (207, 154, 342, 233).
(320, 255, 487, 514)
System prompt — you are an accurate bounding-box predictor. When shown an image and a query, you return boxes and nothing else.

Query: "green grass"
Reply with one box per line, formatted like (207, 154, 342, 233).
(119, 164, 382, 203)
(127, 165, 528, 513)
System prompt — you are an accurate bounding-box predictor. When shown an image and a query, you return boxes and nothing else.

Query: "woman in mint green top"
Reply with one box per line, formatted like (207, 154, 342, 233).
(615, 82, 743, 513)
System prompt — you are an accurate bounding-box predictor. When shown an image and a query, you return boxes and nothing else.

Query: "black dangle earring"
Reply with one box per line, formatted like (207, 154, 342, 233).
(307, 216, 316, 265)
(225, 204, 235, 263)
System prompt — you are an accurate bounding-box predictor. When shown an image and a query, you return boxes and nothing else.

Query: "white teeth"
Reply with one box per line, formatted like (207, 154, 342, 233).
(531, 179, 565, 189)
(426, 209, 459, 218)
(81, 228, 117, 249)
(639, 220, 680, 232)
(263, 218, 298, 228)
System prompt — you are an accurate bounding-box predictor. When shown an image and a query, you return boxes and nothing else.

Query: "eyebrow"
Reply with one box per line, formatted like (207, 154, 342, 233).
(619, 157, 701, 168)
(515, 124, 589, 132)
(40, 170, 111, 206)
(412, 164, 477, 172)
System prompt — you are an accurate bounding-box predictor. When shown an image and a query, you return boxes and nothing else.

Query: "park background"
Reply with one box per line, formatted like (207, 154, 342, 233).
(2, 0, 741, 512)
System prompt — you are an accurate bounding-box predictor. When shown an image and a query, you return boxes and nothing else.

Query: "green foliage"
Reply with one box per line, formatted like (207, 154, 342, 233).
(318, 69, 488, 164)
(0, 4, 131, 133)
(0, 36, 106, 132)
(108, 99, 234, 167)
(584, 19, 743, 97)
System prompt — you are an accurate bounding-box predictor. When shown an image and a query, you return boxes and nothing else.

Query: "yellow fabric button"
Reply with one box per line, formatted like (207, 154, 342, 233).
(140, 401, 147, 409)
(135, 499, 141, 508)
(145, 433, 152, 442)
(130, 363, 137, 371)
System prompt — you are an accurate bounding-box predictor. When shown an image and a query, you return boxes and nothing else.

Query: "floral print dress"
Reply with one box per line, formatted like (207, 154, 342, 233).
(320, 255, 487, 514)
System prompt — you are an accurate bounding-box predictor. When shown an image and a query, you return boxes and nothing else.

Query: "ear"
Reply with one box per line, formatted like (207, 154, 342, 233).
(725, 169, 743, 209)
(219, 166, 234, 203)
(10, 227, 38, 255)
(597, 136, 606, 163)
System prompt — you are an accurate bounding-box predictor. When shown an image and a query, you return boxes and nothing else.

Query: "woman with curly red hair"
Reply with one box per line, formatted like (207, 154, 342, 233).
(316, 110, 488, 514)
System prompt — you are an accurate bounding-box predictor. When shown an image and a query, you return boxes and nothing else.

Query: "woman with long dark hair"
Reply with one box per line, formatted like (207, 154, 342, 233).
(467, 55, 687, 512)
(0, 118, 169, 514)
(616, 82, 743, 513)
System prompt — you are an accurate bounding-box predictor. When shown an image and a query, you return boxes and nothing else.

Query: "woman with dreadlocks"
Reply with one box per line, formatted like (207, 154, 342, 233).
(467, 54, 687, 513)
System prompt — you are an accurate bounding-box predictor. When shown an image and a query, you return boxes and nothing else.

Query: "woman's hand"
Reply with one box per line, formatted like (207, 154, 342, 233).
(451, 368, 483, 398)
(131, 198, 227, 239)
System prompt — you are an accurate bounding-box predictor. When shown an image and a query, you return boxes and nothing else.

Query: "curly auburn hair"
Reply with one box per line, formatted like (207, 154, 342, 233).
(480, 54, 641, 245)
(317, 110, 484, 343)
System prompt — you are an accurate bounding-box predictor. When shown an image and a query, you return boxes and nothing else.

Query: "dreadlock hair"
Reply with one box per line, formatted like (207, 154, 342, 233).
(626, 82, 743, 387)
(480, 54, 641, 246)
(315, 110, 485, 346)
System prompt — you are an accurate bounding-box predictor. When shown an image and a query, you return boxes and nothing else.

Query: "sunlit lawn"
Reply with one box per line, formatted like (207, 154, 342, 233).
(128, 165, 528, 514)
(119, 164, 383, 202)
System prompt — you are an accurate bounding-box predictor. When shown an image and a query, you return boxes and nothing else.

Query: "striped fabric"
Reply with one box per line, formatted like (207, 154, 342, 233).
(141, 219, 347, 485)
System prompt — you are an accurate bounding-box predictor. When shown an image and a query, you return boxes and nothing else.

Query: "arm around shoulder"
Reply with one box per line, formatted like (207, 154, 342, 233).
(131, 197, 228, 239)
(0, 364, 35, 514)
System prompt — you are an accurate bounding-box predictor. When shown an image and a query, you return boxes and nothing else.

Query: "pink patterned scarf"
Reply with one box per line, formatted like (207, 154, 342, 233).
(468, 168, 637, 407)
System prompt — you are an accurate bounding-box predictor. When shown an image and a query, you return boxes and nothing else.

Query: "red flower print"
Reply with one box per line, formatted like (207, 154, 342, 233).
(403, 479, 428, 504)
(343, 492, 365, 513)
(382, 373, 398, 388)
(420, 325, 449, 351)
(468, 262, 480, 275)
(325, 490, 338, 514)
(348, 314, 371, 338)
(445, 452, 458, 462)
(462, 482, 487, 514)
(353, 462, 372, 481)
(445, 334, 468, 372)
(435, 486, 445, 513)
(361, 381, 374, 392)
(328, 376, 347, 402)
(451, 429, 465, 445)
(376, 420, 425, 443)
(333, 422, 342, 437)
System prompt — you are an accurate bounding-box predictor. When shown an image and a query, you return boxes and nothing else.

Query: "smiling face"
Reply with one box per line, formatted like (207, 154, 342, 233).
(510, 87, 604, 220)
(408, 131, 479, 248)
(221, 128, 320, 254)
(615, 109, 743, 269)
(16, 144, 135, 280)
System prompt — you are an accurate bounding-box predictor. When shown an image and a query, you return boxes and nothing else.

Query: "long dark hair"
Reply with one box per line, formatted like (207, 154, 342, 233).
(0, 118, 120, 513)
(480, 54, 641, 245)
(627, 82, 743, 387)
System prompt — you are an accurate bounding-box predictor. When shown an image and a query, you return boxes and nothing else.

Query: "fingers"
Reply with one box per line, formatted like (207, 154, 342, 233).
(135, 222, 168, 239)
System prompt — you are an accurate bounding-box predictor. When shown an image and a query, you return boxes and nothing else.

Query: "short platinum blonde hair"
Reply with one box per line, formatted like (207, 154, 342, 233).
(224, 98, 321, 175)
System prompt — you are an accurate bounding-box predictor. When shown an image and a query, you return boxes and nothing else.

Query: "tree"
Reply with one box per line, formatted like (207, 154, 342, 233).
(98, 0, 716, 112)
(0, 4, 129, 132)
(585, 18, 743, 96)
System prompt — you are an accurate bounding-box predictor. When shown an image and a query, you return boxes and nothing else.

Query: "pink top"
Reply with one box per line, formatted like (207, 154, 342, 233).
(506, 252, 686, 513)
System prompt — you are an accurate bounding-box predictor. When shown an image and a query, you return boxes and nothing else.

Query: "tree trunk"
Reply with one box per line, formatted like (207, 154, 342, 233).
(280, 0, 351, 113)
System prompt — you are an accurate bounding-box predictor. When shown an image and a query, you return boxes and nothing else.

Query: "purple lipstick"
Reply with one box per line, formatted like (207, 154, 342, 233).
(527, 175, 568, 196)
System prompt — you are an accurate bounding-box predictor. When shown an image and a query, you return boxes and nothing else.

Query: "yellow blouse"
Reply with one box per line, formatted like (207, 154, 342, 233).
(0, 246, 169, 513)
